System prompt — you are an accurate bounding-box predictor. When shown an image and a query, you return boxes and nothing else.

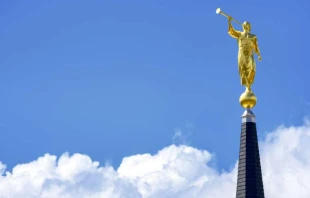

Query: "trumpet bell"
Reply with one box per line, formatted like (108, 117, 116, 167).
(216, 8, 221, 14)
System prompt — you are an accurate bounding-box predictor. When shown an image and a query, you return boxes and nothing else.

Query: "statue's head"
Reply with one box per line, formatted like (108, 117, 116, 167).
(242, 21, 251, 32)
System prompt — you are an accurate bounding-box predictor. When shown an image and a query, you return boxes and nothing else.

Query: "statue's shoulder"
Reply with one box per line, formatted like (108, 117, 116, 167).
(249, 33, 257, 39)
(240, 32, 256, 39)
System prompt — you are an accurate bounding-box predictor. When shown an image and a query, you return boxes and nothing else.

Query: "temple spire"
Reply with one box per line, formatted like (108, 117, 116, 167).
(236, 109, 265, 198)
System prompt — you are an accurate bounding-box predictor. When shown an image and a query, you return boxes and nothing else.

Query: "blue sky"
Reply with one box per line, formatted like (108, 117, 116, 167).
(0, 0, 309, 175)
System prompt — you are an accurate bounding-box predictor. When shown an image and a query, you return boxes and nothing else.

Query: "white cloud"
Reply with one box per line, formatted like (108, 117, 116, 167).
(172, 122, 194, 146)
(1, 121, 310, 198)
(261, 121, 310, 198)
(172, 129, 188, 145)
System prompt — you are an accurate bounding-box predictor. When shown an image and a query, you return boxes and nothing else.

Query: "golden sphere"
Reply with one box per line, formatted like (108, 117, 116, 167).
(239, 90, 257, 109)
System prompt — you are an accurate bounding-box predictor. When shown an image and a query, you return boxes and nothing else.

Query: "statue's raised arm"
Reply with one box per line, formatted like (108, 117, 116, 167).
(228, 17, 241, 39)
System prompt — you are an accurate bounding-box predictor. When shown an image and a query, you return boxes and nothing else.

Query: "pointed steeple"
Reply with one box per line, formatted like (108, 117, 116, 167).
(236, 109, 265, 198)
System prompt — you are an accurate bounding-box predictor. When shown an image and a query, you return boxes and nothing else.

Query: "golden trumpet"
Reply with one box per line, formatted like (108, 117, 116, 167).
(216, 8, 242, 26)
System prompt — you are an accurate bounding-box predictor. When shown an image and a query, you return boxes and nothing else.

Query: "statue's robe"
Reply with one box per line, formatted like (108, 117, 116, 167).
(237, 33, 256, 88)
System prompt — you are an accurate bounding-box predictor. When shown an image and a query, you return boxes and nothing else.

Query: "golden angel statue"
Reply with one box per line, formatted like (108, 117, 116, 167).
(228, 19, 262, 92)
(216, 8, 262, 108)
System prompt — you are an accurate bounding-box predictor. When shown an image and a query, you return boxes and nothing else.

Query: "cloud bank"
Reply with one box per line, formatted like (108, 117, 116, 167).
(1, 121, 310, 198)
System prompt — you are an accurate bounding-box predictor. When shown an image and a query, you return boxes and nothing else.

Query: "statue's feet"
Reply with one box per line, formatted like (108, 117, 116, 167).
(246, 87, 252, 93)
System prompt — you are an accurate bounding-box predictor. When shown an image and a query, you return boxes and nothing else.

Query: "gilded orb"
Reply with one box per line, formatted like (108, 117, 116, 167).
(239, 90, 257, 109)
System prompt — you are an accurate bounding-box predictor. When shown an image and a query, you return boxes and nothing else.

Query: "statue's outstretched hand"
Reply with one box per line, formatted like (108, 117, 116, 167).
(258, 56, 262, 61)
